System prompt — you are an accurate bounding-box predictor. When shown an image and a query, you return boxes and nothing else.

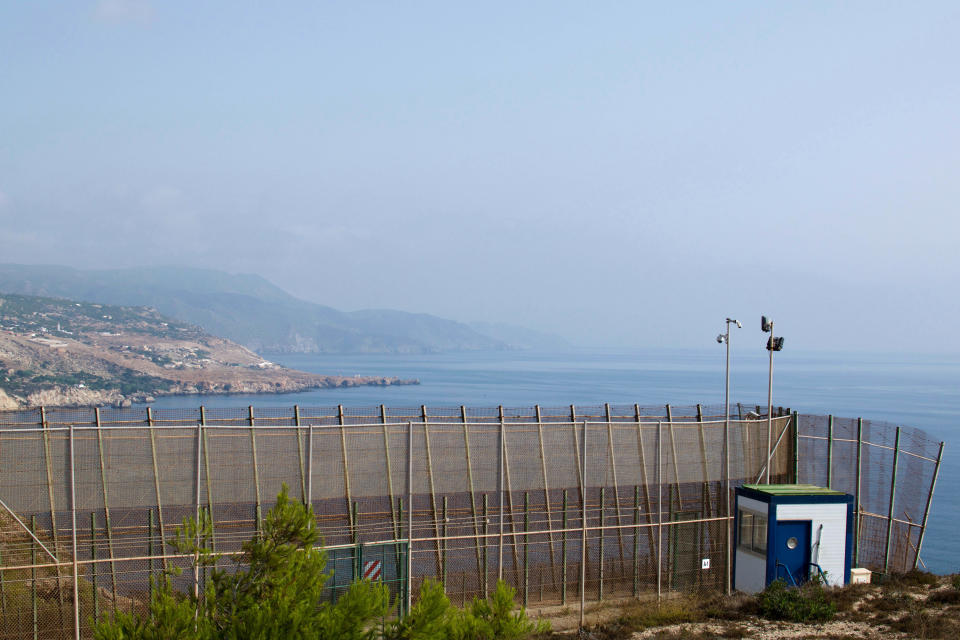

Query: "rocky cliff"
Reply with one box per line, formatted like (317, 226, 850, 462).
(0, 293, 416, 408)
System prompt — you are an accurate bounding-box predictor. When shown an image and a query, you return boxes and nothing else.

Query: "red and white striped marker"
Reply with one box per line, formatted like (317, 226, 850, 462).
(362, 559, 382, 581)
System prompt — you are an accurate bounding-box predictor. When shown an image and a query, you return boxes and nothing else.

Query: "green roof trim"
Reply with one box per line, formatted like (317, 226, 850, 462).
(742, 483, 846, 496)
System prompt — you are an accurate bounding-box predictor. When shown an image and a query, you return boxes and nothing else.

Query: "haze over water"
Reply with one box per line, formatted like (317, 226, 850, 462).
(145, 346, 960, 574)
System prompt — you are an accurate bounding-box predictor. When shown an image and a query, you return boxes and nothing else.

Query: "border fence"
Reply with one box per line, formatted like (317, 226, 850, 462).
(0, 403, 944, 639)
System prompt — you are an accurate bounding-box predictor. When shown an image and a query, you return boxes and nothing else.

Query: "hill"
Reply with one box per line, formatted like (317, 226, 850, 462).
(0, 293, 414, 408)
(0, 264, 508, 354)
(467, 321, 570, 350)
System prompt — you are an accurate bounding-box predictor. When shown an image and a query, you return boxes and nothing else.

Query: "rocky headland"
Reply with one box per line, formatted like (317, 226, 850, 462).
(0, 293, 417, 409)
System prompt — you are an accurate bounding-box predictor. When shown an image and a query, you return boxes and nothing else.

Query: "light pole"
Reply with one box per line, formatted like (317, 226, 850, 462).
(761, 316, 785, 484)
(716, 317, 740, 595)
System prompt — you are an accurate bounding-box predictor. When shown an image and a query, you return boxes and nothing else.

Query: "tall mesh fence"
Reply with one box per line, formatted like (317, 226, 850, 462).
(795, 414, 943, 575)
(0, 403, 942, 638)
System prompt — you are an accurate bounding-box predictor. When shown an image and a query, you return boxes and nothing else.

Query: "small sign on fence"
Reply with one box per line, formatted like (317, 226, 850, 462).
(363, 559, 382, 581)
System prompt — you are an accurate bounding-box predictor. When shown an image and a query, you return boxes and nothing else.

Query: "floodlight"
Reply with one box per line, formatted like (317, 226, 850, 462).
(761, 315, 772, 332)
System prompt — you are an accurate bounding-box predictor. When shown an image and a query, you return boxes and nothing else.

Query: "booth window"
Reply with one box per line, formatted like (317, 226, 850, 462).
(738, 509, 768, 554)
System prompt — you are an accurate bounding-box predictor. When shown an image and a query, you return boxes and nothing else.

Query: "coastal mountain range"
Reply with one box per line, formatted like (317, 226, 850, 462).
(0, 264, 568, 354)
(0, 292, 415, 409)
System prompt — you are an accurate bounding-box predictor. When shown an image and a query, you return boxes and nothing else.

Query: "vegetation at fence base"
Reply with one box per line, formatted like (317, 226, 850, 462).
(388, 580, 549, 640)
(584, 571, 960, 640)
(93, 484, 548, 640)
(756, 578, 836, 623)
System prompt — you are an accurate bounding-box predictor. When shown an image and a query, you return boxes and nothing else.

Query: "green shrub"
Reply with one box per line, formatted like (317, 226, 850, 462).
(95, 486, 546, 640)
(95, 484, 391, 640)
(450, 581, 550, 640)
(757, 579, 836, 623)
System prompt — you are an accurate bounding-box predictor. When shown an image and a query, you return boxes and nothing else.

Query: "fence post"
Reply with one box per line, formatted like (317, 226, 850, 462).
(665, 405, 683, 511)
(339, 414, 354, 541)
(534, 405, 558, 583)
(148, 509, 154, 604)
(406, 421, 414, 615)
(295, 405, 306, 503)
(657, 420, 662, 606)
(383, 406, 402, 571)
(883, 427, 901, 574)
(194, 423, 202, 599)
(421, 406, 443, 578)
(200, 407, 216, 572)
(695, 404, 709, 499)
(70, 424, 79, 640)
(442, 496, 448, 593)
(307, 424, 314, 507)
(95, 406, 119, 613)
(634, 404, 656, 578)
(726, 408, 739, 595)
(0, 543, 5, 618)
(523, 492, 529, 607)
(31, 515, 38, 640)
(147, 408, 167, 571)
(249, 406, 261, 528)
(827, 415, 834, 489)
(461, 406, 484, 582)
(633, 485, 640, 597)
(598, 486, 605, 601)
(352, 502, 360, 578)
(40, 406, 66, 624)
(352, 502, 359, 546)
(914, 441, 945, 569)
(792, 411, 800, 483)
(500, 406, 520, 574)
(605, 404, 625, 575)
(571, 405, 581, 492)
(482, 493, 489, 596)
(498, 408, 505, 582)
(91, 513, 99, 622)
(562, 489, 568, 605)
(578, 421, 587, 630)
(854, 418, 863, 566)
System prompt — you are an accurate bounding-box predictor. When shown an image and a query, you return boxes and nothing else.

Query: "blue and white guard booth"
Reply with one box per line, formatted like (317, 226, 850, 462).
(734, 484, 854, 593)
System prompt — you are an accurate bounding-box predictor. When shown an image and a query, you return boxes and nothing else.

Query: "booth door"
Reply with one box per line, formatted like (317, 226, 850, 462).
(774, 520, 811, 586)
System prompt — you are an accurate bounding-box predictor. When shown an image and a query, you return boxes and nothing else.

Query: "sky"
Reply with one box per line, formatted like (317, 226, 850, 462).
(2, 1, 960, 351)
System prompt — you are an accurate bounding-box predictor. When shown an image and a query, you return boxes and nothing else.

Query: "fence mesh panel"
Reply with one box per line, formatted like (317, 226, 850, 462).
(0, 404, 943, 638)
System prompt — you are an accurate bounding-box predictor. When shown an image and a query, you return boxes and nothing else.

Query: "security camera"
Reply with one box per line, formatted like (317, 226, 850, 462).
(735, 320, 742, 328)
(716, 335, 725, 344)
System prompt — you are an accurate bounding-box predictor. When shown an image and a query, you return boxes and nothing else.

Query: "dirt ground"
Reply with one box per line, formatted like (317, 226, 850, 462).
(535, 571, 960, 640)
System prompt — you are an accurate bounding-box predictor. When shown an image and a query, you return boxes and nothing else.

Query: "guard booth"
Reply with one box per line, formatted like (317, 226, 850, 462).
(734, 484, 853, 593)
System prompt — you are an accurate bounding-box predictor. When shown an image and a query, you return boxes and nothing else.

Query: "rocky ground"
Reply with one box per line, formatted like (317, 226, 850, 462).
(537, 571, 960, 640)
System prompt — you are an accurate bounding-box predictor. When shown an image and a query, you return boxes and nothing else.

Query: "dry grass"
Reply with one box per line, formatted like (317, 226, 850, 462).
(541, 571, 960, 640)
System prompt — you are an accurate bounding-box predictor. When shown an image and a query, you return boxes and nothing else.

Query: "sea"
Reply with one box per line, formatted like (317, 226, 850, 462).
(144, 347, 960, 574)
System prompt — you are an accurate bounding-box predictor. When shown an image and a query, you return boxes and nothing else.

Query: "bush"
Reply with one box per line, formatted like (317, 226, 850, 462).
(620, 598, 701, 629)
(451, 581, 550, 640)
(95, 486, 546, 640)
(884, 569, 939, 590)
(757, 579, 836, 623)
(384, 579, 549, 640)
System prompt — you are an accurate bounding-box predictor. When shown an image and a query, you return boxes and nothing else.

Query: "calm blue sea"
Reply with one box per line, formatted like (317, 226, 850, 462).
(145, 347, 960, 574)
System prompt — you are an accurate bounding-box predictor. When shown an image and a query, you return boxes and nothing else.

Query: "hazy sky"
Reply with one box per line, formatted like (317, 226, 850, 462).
(2, 2, 959, 351)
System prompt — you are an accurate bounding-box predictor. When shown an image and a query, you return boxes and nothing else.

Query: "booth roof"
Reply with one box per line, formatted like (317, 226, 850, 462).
(742, 483, 846, 496)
